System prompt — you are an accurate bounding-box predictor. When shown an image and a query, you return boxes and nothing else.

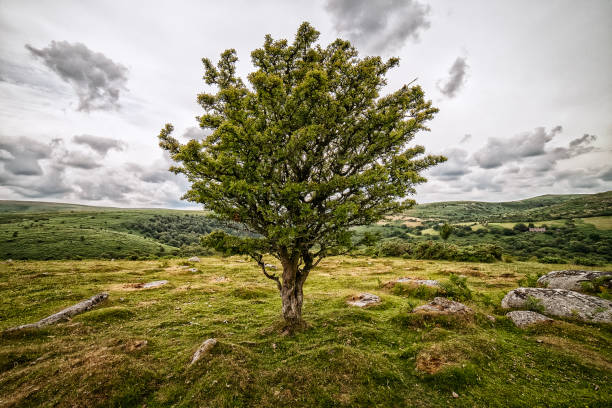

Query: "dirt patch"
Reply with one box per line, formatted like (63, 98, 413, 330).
(416, 343, 466, 374)
(441, 268, 484, 278)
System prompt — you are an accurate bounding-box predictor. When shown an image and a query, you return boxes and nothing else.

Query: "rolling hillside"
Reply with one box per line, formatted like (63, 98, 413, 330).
(405, 191, 611, 222)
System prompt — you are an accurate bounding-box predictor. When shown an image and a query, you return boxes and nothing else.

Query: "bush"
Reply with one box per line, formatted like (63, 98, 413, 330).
(518, 272, 544, 287)
(539, 256, 566, 264)
(440, 274, 472, 301)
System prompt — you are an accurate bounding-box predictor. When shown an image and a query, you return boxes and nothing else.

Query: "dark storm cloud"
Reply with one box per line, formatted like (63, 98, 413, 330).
(325, 0, 430, 53)
(25, 41, 128, 112)
(600, 167, 612, 182)
(554, 168, 601, 189)
(75, 177, 134, 201)
(72, 134, 125, 156)
(125, 162, 175, 184)
(58, 150, 102, 169)
(472, 126, 562, 169)
(0, 136, 50, 175)
(437, 57, 468, 98)
(459, 134, 472, 144)
(428, 148, 471, 181)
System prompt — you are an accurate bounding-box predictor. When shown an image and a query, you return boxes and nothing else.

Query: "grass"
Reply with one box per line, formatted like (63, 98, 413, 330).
(1, 256, 611, 407)
(581, 217, 612, 231)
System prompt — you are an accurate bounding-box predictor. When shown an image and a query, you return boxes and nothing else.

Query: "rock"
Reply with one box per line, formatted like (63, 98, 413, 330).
(537, 270, 612, 292)
(140, 280, 169, 289)
(126, 340, 148, 351)
(188, 268, 198, 273)
(506, 310, 553, 328)
(384, 277, 440, 289)
(264, 263, 277, 270)
(190, 338, 217, 365)
(501, 287, 612, 323)
(212, 276, 230, 282)
(188, 256, 201, 262)
(486, 314, 496, 322)
(413, 297, 473, 315)
(347, 293, 381, 307)
(4, 292, 109, 332)
(452, 391, 459, 398)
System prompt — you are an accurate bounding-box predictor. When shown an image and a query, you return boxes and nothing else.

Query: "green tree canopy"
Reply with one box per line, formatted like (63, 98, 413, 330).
(158, 22, 445, 328)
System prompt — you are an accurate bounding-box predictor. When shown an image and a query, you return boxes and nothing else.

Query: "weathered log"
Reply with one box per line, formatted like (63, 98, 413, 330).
(4, 292, 109, 332)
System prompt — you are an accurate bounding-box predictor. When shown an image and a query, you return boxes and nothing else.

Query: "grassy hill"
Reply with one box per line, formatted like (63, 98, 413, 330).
(1, 257, 610, 407)
(0, 202, 241, 260)
(0, 200, 112, 213)
(405, 191, 611, 222)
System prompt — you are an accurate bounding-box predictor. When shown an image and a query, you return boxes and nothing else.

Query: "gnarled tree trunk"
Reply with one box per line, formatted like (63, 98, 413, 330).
(280, 256, 310, 329)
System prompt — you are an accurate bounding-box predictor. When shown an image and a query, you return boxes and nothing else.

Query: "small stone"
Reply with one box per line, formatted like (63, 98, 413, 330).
(384, 277, 441, 289)
(188, 256, 201, 262)
(413, 297, 473, 315)
(506, 310, 553, 328)
(264, 263, 277, 270)
(128, 340, 148, 351)
(486, 314, 496, 322)
(536, 339, 543, 343)
(188, 268, 198, 273)
(141, 280, 169, 289)
(452, 391, 459, 398)
(190, 338, 217, 365)
(347, 293, 381, 308)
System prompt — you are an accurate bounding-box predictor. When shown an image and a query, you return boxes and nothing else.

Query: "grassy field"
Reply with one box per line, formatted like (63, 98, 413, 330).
(1, 257, 610, 407)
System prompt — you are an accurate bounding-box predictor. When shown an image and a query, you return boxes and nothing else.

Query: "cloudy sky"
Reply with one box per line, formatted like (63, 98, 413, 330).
(0, 0, 610, 208)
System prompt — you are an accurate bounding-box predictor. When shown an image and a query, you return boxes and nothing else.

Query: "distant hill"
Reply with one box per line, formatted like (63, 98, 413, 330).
(0, 202, 241, 260)
(0, 200, 112, 213)
(405, 191, 611, 222)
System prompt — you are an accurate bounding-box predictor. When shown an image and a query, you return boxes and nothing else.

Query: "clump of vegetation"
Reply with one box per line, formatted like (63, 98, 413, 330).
(524, 295, 545, 313)
(392, 283, 441, 299)
(518, 272, 545, 287)
(580, 275, 611, 299)
(439, 274, 472, 301)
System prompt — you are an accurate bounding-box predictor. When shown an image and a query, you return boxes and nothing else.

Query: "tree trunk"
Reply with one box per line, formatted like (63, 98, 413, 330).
(279, 257, 308, 329)
(281, 278, 304, 327)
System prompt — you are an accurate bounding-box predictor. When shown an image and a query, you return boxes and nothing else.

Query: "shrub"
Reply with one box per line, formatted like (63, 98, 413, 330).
(539, 256, 566, 264)
(518, 272, 544, 287)
(440, 274, 472, 301)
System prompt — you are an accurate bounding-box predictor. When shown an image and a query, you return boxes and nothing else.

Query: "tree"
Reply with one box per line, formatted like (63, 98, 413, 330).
(158, 22, 446, 329)
(439, 223, 453, 241)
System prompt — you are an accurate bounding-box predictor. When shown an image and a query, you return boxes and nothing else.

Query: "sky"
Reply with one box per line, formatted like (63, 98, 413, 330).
(0, 0, 610, 208)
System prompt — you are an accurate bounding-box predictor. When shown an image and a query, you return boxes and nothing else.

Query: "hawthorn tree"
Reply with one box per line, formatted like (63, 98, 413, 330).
(439, 223, 453, 241)
(158, 22, 445, 328)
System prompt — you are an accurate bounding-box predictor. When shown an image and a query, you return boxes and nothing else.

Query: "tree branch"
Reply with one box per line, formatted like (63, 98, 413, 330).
(251, 254, 282, 292)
